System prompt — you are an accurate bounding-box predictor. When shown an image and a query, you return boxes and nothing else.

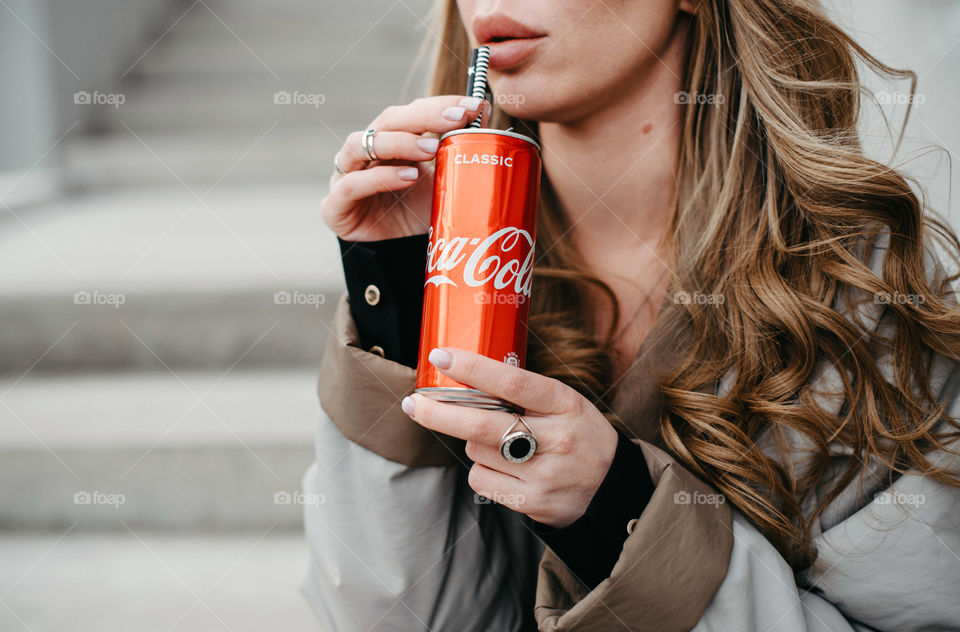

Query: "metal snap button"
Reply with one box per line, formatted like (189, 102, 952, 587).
(364, 284, 381, 306)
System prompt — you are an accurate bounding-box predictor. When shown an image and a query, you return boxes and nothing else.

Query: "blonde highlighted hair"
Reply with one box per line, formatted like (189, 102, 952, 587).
(424, 0, 960, 570)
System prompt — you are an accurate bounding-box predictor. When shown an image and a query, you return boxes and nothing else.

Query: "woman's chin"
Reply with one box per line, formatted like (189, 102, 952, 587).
(492, 96, 575, 124)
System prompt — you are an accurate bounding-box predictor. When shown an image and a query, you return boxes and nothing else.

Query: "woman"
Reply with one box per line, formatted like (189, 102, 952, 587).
(304, 0, 960, 629)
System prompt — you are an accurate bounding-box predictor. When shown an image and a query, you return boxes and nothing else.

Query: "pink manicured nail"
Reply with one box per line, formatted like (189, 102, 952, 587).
(442, 106, 466, 121)
(416, 137, 439, 153)
(458, 96, 482, 111)
(398, 167, 419, 180)
(401, 396, 416, 416)
(429, 348, 453, 369)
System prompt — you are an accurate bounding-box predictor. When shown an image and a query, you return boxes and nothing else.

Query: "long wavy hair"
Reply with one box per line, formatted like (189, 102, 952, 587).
(420, 0, 960, 570)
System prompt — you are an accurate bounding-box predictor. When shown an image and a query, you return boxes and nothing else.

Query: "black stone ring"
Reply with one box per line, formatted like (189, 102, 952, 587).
(499, 415, 537, 463)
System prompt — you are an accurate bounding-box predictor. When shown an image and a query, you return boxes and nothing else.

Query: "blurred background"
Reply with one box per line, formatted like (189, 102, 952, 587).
(0, 0, 956, 630)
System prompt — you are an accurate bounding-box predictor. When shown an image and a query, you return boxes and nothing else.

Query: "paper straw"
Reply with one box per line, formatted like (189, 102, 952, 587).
(466, 48, 478, 96)
(466, 46, 490, 129)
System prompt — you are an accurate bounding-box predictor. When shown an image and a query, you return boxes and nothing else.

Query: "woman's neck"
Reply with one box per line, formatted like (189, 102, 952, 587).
(537, 26, 687, 257)
(535, 27, 688, 375)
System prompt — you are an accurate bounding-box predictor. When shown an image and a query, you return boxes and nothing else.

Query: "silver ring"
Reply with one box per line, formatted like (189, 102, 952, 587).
(362, 128, 379, 161)
(333, 152, 347, 175)
(499, 414, 537, 463)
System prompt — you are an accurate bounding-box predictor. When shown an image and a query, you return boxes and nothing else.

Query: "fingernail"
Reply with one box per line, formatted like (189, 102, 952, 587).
(442, 106, 466, 121)
(429, 347, 453, 370)
(458, 96, 482, 111)
(416, 137, 439, 153)
(398, 167, 419, 180)
(401, 396, 416, 416)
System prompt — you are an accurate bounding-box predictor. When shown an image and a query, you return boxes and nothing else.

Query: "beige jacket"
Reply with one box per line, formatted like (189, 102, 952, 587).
(300, 232, 960, 631)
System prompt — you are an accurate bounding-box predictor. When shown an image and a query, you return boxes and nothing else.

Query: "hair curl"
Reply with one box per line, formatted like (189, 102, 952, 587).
(424, 0, 960, 570)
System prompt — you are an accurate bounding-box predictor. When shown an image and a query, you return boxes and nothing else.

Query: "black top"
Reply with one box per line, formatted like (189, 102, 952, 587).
(337, 233, 428, 367)
(337, 233, 655, 590)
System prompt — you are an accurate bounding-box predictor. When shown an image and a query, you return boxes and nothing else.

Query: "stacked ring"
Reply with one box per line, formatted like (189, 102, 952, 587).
(333, 152, 347, 175)
(362, 128, 379, 161)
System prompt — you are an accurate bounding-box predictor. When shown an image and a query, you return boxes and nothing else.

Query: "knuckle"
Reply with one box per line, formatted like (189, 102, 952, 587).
(464, 440, 479, 460)
(332, 177, 354, 200)
(415, 397, 434, 425)
(500, 371, 527, 401)
(378, 105, 399, 122)
(560, 389, 584, 415)
(467, 464, 484, 491)
(550, 431, 576, 456)
(319, 196, 333, 223)
(527, 478, 551, 502)
(344, 131, 361, 155)
(469, 416, 493, 443)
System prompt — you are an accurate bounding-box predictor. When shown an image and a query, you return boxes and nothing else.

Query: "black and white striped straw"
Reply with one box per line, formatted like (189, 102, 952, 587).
(466, 46, 490, 129)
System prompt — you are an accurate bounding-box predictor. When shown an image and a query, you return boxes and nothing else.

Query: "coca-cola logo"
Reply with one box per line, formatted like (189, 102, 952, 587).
(425, 226, 534, 297)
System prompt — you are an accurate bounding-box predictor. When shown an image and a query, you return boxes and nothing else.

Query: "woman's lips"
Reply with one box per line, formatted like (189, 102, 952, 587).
(486, 36, 546, 70)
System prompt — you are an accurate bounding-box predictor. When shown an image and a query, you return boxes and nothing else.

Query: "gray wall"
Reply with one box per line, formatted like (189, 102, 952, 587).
(826, 0, 960, 225)
(0, 0, 174, 204)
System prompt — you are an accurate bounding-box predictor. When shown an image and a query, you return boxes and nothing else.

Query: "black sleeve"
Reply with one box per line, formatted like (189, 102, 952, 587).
(337, 233, 428, 369)
(530, 428, 655, 589)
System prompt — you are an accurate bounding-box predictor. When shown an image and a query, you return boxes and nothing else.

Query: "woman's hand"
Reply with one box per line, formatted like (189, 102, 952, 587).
(401, 347, 619, 528)
(320, 95, 491, 242)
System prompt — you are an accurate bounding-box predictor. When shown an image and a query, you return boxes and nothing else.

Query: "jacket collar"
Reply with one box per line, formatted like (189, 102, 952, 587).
(609, 294, 684, 442)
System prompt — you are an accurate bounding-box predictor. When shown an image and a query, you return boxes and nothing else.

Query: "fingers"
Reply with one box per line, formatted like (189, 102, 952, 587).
(405, 393, 521, 445)
(468, 463, 528, 513)
(371, 95, 487, 134)
(337, 130, 439, 173)
(427, 348, 579, 415)
(321, 164, 422, 225)
(464, 440, 533, 479)
(332, 94, 490, 175)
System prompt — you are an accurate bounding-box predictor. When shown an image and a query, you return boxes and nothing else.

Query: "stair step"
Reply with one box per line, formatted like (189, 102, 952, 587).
(0, 369, 321, 530)
(134, 0, 434, 78)
(96, 60, 428, 131)
(136, 28, 426, 77)
(63, 126, 358, 187)
(0, 184, 347, 372)
(0, 531, 317, 631)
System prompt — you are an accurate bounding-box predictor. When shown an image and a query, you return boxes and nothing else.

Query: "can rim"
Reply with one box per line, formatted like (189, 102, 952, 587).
(439, 127, 541, 150)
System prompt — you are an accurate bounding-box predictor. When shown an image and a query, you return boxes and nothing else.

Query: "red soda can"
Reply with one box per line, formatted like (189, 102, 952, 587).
(415, 128, 541, 411)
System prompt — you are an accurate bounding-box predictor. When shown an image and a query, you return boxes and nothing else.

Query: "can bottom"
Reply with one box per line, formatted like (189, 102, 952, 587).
(415, 387, 519, 412)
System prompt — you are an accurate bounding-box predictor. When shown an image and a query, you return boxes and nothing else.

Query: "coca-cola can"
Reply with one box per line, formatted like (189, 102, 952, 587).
(415, 128, 541, 411)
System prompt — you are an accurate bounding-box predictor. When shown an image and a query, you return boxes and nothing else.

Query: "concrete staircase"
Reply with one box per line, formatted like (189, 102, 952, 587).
(62, 0, 434, 189)
(1, 1, 434, 627)
(2, 0, 434, 521)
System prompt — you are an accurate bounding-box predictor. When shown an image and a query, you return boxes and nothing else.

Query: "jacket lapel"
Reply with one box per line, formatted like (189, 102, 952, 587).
(609, 296, 684, 443)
